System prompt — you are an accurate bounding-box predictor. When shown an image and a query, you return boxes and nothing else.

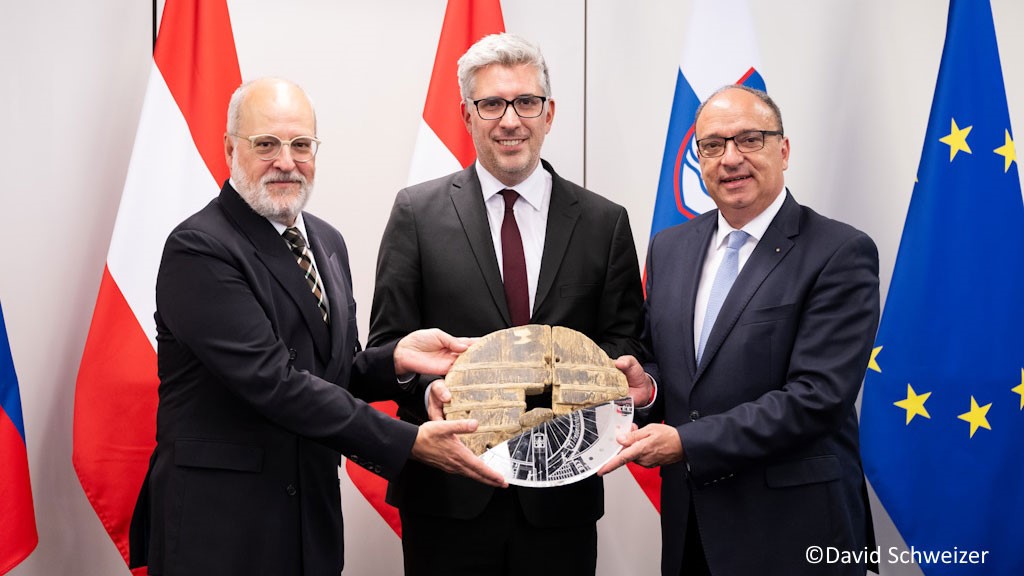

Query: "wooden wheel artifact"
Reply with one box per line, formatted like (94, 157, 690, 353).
(443, 325, 628, 455)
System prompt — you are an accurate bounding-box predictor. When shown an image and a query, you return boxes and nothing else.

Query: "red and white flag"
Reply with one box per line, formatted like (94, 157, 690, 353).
(72, 1, 240, 571)
(343, 0, 505, 538)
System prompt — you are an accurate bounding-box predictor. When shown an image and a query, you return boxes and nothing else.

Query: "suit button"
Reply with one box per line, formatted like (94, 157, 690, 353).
(286, 484, 297, 496)
(689, 410, 700, 421)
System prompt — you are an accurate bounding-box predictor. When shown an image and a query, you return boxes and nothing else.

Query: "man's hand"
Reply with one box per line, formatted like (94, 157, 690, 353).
(596, 423, 683, 476)
(426, 379, 452, 421)
(394, 328, 475, 376)
(411, 419, 508, 488)
(615, 355, 653, 407)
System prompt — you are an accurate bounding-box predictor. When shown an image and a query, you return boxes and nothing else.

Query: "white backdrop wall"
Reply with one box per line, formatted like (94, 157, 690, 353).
(2, 1, 1022, 574)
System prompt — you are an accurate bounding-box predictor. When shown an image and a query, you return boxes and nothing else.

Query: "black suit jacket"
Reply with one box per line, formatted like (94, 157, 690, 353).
(640, 192, 879, 575)
(130, 182, 419, 576)
(368, 161, 644, 526)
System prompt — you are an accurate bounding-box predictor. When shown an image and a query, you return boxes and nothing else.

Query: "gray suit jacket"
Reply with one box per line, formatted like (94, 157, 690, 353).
(641, 191, 879, 575)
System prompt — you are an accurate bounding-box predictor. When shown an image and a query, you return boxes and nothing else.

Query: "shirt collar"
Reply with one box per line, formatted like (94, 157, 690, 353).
(713, 185, 787, 248)
(268, 212, 310, 240)
(475, 160, 548, 211)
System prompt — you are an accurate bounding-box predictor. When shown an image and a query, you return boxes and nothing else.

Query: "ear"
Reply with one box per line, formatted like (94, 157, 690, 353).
(543, 98, 555, 134)
(780, 136, 790, 171)
(224, 133, 236, 167)
(461, 100, 472, 133)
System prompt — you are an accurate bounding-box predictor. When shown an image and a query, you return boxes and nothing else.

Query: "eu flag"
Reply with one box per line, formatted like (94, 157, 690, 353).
(860, 1, 1024, 574)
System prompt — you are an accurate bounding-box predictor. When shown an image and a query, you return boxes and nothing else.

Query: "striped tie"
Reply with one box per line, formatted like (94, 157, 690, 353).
(282, 227, 329, 324)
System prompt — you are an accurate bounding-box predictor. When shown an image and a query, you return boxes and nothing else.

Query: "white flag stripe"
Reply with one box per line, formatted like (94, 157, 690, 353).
(682, 0, 761, 98)
(106, 65, 220, 348)
(407, 119, 464, 186)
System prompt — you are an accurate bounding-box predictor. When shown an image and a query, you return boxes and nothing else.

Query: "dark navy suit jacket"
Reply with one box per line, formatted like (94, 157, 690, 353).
(640, 191, 879, 576)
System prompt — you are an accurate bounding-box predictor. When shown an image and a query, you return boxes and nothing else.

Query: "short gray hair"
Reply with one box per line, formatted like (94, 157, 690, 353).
(457, 33, 551, 101)
(226, 77, 317, 135)
(694, 84, 784, 134)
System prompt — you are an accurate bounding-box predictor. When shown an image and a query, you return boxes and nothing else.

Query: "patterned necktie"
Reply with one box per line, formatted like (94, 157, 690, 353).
(697, 230, 749, 365)
(499, 189, 530, 326)
(282, 227, 329, 324)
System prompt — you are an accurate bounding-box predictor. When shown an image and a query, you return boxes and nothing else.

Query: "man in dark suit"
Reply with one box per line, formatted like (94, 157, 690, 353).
(129, 77, 505, 576)
(599, 85, 879, 576)
(368, 34, 644, 575)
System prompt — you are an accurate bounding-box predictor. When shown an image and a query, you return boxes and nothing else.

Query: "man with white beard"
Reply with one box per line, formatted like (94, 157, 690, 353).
(129, 77, 506, 576)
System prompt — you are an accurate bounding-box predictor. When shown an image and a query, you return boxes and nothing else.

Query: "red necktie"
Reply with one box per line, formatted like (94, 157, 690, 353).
(500, 189, 530, 326)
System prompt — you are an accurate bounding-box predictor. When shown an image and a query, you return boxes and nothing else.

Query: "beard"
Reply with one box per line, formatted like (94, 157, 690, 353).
(231, 154, 314, 225)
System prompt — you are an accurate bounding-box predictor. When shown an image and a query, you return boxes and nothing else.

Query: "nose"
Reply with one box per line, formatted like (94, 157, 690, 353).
(273, 144, 297, 170)
(498, 103, 523, 128)
(720, 140, 745, 165)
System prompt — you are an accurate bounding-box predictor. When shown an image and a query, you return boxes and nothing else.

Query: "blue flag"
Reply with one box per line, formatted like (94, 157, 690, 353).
(860, 1, 1024, 574)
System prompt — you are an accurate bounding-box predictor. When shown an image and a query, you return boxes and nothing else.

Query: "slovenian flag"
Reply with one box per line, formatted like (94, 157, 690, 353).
(636, 0, 766, 512)
(650, 0, 765, 235)
(72, 1, 241, 570)
(0, 301, 38, 575)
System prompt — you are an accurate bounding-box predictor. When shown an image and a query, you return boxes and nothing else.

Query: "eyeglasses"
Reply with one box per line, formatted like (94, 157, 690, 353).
(469, 95, 548, 120)
(695, 130, 783, 158)
(232, 133, 321, 162)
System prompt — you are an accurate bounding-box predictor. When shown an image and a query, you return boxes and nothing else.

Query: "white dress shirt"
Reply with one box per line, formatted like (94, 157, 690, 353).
(476, 160, 552, 316)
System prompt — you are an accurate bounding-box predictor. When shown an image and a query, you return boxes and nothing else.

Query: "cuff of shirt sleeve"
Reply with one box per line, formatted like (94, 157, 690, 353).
(637, 373, 657, 410)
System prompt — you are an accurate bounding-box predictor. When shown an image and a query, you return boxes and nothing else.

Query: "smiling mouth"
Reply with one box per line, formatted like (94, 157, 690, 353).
(497, 138, 525, 147)
(722, 175, 751, 184)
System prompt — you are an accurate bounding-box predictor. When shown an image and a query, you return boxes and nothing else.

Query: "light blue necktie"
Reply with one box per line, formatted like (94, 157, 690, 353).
(697, 230, 749, 365)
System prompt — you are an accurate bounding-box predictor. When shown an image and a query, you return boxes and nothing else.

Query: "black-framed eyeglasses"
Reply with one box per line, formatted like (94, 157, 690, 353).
(231, 133, 321, 162)
(469, 95, 548, 120)
(695, 130, 783, 158)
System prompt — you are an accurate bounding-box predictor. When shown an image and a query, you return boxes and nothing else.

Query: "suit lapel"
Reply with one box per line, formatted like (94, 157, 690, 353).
(305, 222, 347, 374)
(219, 184, 331, 362)
(694, 193, 799, 380)
(534, 161, 581, 316)
(450, 165, 511, 325)
(678, 214, 717, 379)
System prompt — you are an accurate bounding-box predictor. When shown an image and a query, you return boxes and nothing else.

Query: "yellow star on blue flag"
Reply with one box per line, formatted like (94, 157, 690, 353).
(860, 1, 1024, 574)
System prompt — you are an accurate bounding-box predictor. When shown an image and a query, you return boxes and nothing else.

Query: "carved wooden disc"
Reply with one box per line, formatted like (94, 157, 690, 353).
(443, 325, 628, 455)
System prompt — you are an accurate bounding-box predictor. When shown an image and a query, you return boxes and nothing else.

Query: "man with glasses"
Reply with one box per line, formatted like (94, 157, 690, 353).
(129, 77, 506, 576)
(368, 34, 644, 575)
(598, 84, 880, 576)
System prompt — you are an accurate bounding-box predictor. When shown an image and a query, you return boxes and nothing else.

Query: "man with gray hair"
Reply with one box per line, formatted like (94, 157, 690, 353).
(129, 77, 505, 575)
(369, 34, 644, 575)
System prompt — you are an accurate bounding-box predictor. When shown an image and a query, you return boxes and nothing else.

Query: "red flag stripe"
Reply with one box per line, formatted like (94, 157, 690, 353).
(0, 410, 37, 574)
(72, 268, 159, 566)
(154, 0, 241, 184)
(344, 401, 403, 536)
(421, 0, 504, 168)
